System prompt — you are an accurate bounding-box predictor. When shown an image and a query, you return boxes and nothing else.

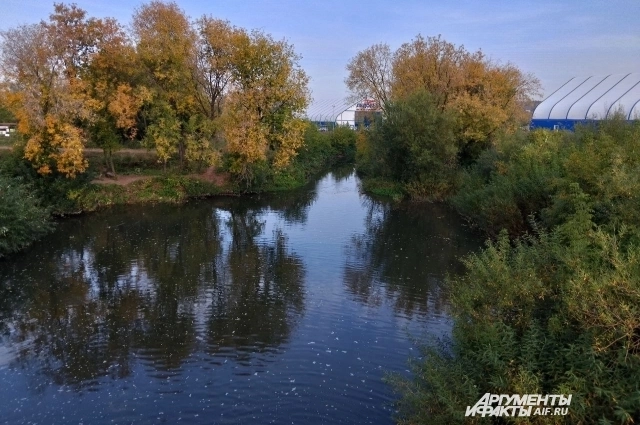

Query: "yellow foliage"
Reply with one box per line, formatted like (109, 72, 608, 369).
(355, 130, 370, 157)
(390, 35, 540, 143)
(132, 1, 197, 116)
(153, 134, 177, 166)
(345, 44, 392, 111)
(222, 91, 268, 165)
(194, 17, 240, 119)
(24, 116, 87, 178)
(220, 29, 309, 179)
(185, 134, 220, 168)
(272, 117, 307, 169)
(107, 84, 146, 138)
(347, 35, 540, 145)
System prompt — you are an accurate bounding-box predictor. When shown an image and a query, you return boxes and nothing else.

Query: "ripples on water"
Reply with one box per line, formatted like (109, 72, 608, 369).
(0, 169, 483, 424)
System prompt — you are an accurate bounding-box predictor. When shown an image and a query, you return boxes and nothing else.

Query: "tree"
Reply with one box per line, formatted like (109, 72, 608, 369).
(193, 17, 240, 120)
(346, 35, 540, 154)
(82, 17, 149, 176)
(391, 35, 469, 107)
(391, 35, 540, 154)
(0, 3, 107, 177)
(221, 30, 309, 186)
(361, 90, 459, 200)
(132, 1, 198, 170)
(345, 43, 393, 113)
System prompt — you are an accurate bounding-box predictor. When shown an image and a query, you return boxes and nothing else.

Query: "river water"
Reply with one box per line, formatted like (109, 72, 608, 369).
(0, 169, 482, 425)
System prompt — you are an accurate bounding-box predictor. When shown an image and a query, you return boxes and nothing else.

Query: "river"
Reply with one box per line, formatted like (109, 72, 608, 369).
(0, 168, 483, 424)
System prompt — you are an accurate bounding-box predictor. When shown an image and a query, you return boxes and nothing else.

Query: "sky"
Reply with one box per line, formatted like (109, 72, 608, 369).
(2, 0, 640, 115)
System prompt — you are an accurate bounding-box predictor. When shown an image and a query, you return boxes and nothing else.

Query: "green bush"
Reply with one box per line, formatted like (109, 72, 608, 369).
(0, 143, 96, 215)
(356, 90, 460, 200)
(222, 122, 357, 192)
(390, 120, 640, 424)
(453, 120, 640, 236)
(0, 175, 54, 258)
(390, 188, 640, 424)
(452, 130, 566, 235)
(329, 126, 357, 163)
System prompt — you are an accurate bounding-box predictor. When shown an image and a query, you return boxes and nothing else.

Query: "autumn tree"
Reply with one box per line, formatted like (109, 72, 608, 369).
(345, 43, 393, 113)
(392, 35, 540, 155)
(391, 35, 470, 106)
(132, 1, 199, 171)
(346, 35, 540, 155)
(222, 30, 309, 185)
(82, 17, 150, 176)
(193, 17, 240, 120)
(0, 3, 108, 177)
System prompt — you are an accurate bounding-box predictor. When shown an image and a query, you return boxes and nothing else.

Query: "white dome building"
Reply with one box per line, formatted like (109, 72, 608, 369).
(531, 73, 640, 130)
(306, 98, 382, 129)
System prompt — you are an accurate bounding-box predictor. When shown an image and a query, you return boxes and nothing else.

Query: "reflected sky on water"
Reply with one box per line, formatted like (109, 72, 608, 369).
(0, 168, 483, 425)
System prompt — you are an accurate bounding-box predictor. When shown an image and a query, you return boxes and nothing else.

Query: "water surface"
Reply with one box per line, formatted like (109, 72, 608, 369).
(0, 169, 482, 424)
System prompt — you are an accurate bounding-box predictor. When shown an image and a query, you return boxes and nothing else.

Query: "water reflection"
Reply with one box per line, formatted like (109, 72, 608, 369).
(0, 170, 484, 425)
(0, 200, 306, 390)
(343, 199, 481, 318)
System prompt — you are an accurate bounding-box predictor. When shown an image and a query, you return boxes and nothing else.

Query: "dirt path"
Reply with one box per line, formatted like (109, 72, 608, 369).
(92, 167, 230, 187)
(190, 166, 229, 186)
(91, 175, 152, 186)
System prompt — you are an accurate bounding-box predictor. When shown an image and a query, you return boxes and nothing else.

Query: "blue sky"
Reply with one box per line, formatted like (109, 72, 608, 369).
(2, 0, 640, 110)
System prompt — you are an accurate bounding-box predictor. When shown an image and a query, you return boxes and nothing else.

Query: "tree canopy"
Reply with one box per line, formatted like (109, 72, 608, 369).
(346, 35, 540, 149)
(0, 1, 310, 180)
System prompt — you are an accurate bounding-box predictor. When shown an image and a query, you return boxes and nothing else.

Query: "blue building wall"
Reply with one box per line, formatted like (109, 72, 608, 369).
(530, 119, 635, 131)
(529, 119, 590, 131)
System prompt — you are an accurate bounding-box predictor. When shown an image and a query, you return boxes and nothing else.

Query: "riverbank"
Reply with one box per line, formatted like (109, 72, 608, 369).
(374, 120, 640, 424)
(0, 126, 357, 258)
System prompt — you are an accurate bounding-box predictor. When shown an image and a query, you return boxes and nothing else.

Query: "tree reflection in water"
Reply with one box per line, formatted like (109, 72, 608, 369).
(0, 199, 307, 391)
(343, 199, 482, 318)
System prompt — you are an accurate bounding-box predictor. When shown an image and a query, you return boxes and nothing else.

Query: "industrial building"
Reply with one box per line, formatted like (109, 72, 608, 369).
(306, 98, 382, 130)
(531, 73, 640, 130)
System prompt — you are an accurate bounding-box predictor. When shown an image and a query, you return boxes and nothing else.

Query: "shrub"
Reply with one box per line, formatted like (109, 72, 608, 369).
(453, 120, 640, 236)
(390, 189, 640, 423)
(0, 175, 53, 258)
(223, 122, 357, 192)
(452, 130, 566, 236)
(329, 126, 357, 163)
(357, 90, 461, 200)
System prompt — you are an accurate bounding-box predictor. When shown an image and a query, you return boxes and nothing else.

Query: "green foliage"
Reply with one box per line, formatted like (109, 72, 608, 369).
(297, 124, 334, 168)
(391, 205, 640, 423)
(84, 149, 161, 175)
(222, 122, 357, 192)
(357, 90, 460, 200)
(391, 120, 640, 424)
(0, 105, 16, 122)
(453, 120, 640, 236)
(359, 178, 404, 201)
(0, 174, 53, 258)
(69, 175, 223, 212)
(0, 143, 93, 215)
(329, 126, 357, 163)
(452, 129, 566, 235)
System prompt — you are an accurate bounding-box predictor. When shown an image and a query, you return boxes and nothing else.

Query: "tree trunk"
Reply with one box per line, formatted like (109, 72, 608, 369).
(108, 150, 117, 179)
